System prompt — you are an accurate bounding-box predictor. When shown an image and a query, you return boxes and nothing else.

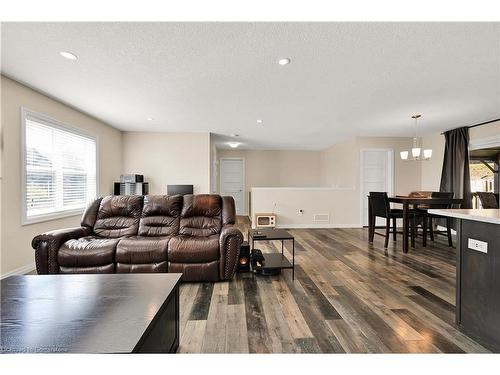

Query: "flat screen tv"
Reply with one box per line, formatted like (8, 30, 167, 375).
(167, 184, 194, 196)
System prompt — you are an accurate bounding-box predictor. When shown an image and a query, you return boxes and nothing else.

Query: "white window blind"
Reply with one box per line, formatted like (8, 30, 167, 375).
(23, 111, 97, 223)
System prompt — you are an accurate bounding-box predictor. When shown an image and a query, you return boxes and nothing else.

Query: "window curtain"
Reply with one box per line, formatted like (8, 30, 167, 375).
(439, 127, 472, 208)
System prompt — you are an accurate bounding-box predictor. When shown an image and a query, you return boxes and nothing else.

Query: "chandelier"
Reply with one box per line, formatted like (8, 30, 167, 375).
(400, 114, 432, 161)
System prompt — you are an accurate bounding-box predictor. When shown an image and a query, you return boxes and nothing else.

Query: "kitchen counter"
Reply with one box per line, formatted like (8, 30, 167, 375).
(427, 208, 500, 225)
(431, 208, 500, 351)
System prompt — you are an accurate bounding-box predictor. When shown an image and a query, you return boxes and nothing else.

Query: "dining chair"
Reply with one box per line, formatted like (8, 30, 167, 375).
(407, 191, 432, 246)
(368, 192, 417, 248)
(423, 191, 455, 247)
(477, 192, 499, 209)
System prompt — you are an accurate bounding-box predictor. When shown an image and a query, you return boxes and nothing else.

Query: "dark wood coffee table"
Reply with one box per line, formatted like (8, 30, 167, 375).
(0, 273, 181, 353)
(248, 228, 295, 279)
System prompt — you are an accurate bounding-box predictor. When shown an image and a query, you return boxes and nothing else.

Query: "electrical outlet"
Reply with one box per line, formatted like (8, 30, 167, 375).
(468, 238, 488, 254)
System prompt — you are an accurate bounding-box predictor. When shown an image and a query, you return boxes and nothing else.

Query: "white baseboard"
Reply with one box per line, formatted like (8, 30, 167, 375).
(275, 223, 363, 229)
(1, 262, 36, 280)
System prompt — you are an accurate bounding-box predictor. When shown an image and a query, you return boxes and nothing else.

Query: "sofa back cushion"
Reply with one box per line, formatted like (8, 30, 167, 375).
(221, 196, 236, 225)
(81, 197, 103, 228)
(138, 195, 183, 236)
(93, 196, 143, 238)
(179, 194, 222, 237)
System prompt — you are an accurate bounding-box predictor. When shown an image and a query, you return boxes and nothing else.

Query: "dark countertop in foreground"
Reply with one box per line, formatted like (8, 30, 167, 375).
(1, 274, 182, 353)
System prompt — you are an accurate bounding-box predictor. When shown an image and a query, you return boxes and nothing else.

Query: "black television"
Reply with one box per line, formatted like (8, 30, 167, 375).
(167, 184, 194, 196)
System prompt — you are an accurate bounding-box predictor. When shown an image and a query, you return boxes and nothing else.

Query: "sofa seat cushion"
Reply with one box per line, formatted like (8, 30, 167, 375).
(58, 236, 119, 267)
(116, 236, 170, 264)
(168, 235, 219, 263)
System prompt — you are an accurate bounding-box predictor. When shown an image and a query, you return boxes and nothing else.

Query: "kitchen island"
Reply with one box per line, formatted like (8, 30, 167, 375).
(428, 208, 500, 351)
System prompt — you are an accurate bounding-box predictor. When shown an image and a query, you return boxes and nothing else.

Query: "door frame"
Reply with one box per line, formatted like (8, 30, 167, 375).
(219, 157, 246, 216)
(359, 148, 395, 226)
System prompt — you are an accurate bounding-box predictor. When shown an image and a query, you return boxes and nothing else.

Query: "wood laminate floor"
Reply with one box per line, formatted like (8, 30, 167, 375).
(178, 218, 489, 353)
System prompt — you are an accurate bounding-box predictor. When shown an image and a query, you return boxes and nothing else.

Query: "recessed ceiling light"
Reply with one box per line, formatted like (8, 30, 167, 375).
(278, 58, 291, 65)
(256, 119, 263, 124)
(147, 117, 154, 121)
(227, 142, 241, 148)
(59, 51, 78, 61)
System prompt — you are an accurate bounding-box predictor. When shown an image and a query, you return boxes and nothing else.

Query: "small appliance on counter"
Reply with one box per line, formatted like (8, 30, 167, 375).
(254, 213, 276, 228)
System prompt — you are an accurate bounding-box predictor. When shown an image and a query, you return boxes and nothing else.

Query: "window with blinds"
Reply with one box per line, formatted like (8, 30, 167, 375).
(22, 109, 97, 223)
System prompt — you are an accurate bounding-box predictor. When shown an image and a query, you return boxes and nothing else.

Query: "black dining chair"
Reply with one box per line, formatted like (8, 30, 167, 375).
(421, 191, 455, 247)
(407, 191, 432, 247)
(477, 192, 499, 209)
(368, 192, 417, 249)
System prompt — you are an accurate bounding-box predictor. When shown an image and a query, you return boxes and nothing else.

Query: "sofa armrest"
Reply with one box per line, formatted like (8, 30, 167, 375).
(219, 225, 243, 280)
(32, 227, 92, 274)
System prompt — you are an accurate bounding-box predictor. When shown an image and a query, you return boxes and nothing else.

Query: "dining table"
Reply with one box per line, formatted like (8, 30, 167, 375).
(386, 196, 464, 253)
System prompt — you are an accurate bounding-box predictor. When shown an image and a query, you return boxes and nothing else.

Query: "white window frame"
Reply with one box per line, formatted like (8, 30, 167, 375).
(21, 107, 99, 225)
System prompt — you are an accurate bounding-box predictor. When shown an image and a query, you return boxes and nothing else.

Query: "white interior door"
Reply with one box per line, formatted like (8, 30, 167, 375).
(220, 158, 245, 215)
(361, 150, 394, 226)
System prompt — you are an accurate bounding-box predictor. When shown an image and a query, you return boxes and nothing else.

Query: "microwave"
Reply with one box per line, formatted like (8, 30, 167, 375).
(254, 213, 276, 228)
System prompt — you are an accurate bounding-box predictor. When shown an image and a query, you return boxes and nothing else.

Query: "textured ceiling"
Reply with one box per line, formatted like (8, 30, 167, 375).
(2, 22, 499, 149)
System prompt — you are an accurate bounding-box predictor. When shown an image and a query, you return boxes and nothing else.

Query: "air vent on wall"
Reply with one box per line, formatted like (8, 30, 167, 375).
(313, 214, 330, 222)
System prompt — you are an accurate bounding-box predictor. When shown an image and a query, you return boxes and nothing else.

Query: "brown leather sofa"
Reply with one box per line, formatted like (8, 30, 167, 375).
(32, 194, 243, 282)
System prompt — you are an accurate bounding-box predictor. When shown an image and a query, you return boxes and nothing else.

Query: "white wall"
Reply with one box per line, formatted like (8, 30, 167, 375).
(320, 136, 422, 193)
(251, 187, 360, 228)
(316, 136, 421, 227)
(420, 133, 446, 191)
(1, 76, 123, 276)
(122, 131, 210, 195)
(221, 137, 423, 226)
(217, 149, 322, 214)
(469, 120, 500, 142)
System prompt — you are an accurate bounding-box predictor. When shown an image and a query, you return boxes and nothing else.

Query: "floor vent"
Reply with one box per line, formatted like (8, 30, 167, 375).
(313, 214, 330, 222)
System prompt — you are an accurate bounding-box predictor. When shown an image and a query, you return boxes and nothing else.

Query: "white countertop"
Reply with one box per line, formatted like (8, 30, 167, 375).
(427, 209, 500, 225)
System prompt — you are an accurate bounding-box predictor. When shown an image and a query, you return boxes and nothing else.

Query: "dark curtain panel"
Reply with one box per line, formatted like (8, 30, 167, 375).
(439, 127, 472, 208)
